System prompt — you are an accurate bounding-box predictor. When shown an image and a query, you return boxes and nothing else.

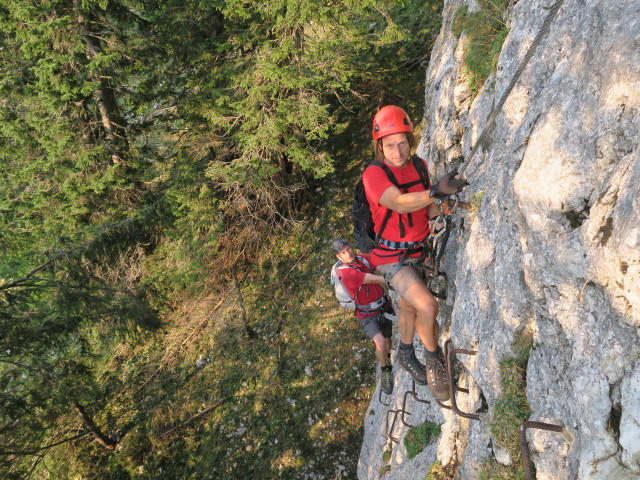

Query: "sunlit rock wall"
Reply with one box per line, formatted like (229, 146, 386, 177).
(358, 0, 640, 479)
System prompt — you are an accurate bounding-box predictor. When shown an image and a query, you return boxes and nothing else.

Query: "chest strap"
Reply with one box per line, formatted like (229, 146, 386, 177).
(355, 297, 386, 313)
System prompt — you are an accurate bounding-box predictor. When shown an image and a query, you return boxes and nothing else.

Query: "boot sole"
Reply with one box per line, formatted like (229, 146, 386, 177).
(431, 390, 450, 402)
(400, 367, 427, 386)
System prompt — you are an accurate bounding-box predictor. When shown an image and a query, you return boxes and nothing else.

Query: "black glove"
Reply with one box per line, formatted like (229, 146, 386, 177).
(430, 168, 469, 199)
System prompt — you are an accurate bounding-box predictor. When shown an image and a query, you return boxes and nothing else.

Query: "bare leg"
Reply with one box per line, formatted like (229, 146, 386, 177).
(372, 333, 389, 366)
(398, 296, 418, 345)
(400, 281, 439, 351)
(401, 280, 449, 401)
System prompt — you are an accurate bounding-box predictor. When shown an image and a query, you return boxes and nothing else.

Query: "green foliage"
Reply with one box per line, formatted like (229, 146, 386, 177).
(383, 447, 393, 464)
(479, 460, 526, 480)
(452, 5, 469, 38)
(470, 189, 486, 211)
(379, 447, 392, 477)
(0, 0, 445, 477)
(403, 420, 441, 459)
(492, 358, 530, 453)
(452, 0, 510, 93)
(425, 461, 457, 480)
(481, 331, 533, 480)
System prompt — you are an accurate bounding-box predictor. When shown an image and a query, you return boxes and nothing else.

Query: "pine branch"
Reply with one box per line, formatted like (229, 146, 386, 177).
(158, 402, 224, 439)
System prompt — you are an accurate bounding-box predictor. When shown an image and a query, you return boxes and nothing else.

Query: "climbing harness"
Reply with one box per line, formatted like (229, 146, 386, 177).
(353, 156, 430, 254)
(422, 196, 464, 299)
(381, 194, 465, 294)
(461, 0, 566, 177)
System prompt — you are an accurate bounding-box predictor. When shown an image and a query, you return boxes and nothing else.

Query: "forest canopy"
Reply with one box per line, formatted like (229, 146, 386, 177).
(0, 0, 442, 478)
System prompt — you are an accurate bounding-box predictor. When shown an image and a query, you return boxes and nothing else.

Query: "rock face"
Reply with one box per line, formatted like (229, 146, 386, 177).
(358, 1, 640, 479)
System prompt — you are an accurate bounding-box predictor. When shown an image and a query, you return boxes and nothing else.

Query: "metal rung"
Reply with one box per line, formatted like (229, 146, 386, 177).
(519, 420, 565, 480)
(379, 386, 391, 407)
(398, 379, 432, 427)
(386, 409, 407, 443)
(443, 339, 482, 420)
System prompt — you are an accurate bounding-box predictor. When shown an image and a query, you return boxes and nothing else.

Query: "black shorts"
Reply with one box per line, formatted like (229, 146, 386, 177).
(358, 314, 392, 340)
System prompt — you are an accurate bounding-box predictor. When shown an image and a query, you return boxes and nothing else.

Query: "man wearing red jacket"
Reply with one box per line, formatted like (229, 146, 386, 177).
(362, 105, 468, 402)
(332, 238, 394, 395)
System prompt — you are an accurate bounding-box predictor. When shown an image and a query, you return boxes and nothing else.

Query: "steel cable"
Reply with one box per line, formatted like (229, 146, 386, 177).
(462, 0, 566, 175)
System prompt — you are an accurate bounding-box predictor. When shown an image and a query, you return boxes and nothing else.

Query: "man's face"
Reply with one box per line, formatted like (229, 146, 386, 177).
(381, 132, 410, 167)
(336, 245, 356, 263)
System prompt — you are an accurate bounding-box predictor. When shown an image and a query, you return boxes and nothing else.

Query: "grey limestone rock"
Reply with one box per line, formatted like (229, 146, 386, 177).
(358, 0, 640, 478)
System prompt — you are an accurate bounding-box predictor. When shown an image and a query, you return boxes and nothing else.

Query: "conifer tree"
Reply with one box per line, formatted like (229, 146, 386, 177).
(0, 0, 442, 477)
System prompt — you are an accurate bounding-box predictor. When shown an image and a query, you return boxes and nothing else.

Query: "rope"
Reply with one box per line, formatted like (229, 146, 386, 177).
(461, 0, 566, 175)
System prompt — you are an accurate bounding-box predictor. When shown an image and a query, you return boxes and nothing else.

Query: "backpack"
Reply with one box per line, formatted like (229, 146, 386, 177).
(352, 155, 430, 253)
(330, 257, 386, 312)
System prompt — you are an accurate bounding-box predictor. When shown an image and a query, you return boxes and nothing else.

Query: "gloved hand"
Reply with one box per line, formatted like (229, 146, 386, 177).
(430, 168, 469, 199)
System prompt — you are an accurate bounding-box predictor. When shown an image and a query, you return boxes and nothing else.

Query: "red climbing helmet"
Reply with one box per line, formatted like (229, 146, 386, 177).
(371, 105, 413, 141)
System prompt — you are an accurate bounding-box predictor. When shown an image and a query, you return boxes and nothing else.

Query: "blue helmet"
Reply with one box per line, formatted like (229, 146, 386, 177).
(331, 238, 350, 252)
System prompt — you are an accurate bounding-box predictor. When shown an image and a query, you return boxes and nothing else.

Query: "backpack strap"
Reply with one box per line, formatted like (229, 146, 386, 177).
(356, 255, 372, 270)
(410, 155, 430, 190)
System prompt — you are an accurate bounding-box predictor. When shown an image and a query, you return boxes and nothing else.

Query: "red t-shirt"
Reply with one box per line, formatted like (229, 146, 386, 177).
(337, 254, 385, 319)
(362, 158, 431, 267)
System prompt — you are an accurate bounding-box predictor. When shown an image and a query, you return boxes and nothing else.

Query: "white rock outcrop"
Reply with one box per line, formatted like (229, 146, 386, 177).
(358, 1, 640, 479)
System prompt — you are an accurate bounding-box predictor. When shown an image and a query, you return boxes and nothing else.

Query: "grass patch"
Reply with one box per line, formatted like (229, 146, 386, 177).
(378, 446, 393, 477)
(479, 460, 526, 480)
(425, 460, 458, 479)
(404, 421, 441, 459)
(480, 330, 533, 479)
(492, 357, 530, 454)
(452, 0, 511, 94)
(470, 190, 485, 211)
(382, 448, 392, 464)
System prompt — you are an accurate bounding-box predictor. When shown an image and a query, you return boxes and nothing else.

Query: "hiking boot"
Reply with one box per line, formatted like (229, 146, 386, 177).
(425, 354, 450, 402)
(398, 347, 427, 385)
(380, 366, 393, 395)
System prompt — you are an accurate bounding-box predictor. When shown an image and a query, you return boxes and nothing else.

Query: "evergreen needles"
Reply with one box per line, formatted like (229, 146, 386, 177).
(0, 0, 445, 477)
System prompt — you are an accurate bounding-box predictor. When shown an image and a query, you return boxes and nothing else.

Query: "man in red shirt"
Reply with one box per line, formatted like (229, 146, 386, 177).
(332, 238, 394, 395)
(362, 105, 468, 402)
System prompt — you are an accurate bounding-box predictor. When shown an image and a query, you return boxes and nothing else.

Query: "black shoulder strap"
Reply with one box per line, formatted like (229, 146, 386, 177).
(368, 160, 396, 242)
(370, 159, 398, 187)
(410, 155, 430, 189)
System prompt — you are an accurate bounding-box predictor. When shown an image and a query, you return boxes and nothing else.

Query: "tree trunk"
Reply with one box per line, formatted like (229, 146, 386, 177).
(75, 1, 128, 164)
(232, 271, 255, 339)
(74, 402, 117, 450)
